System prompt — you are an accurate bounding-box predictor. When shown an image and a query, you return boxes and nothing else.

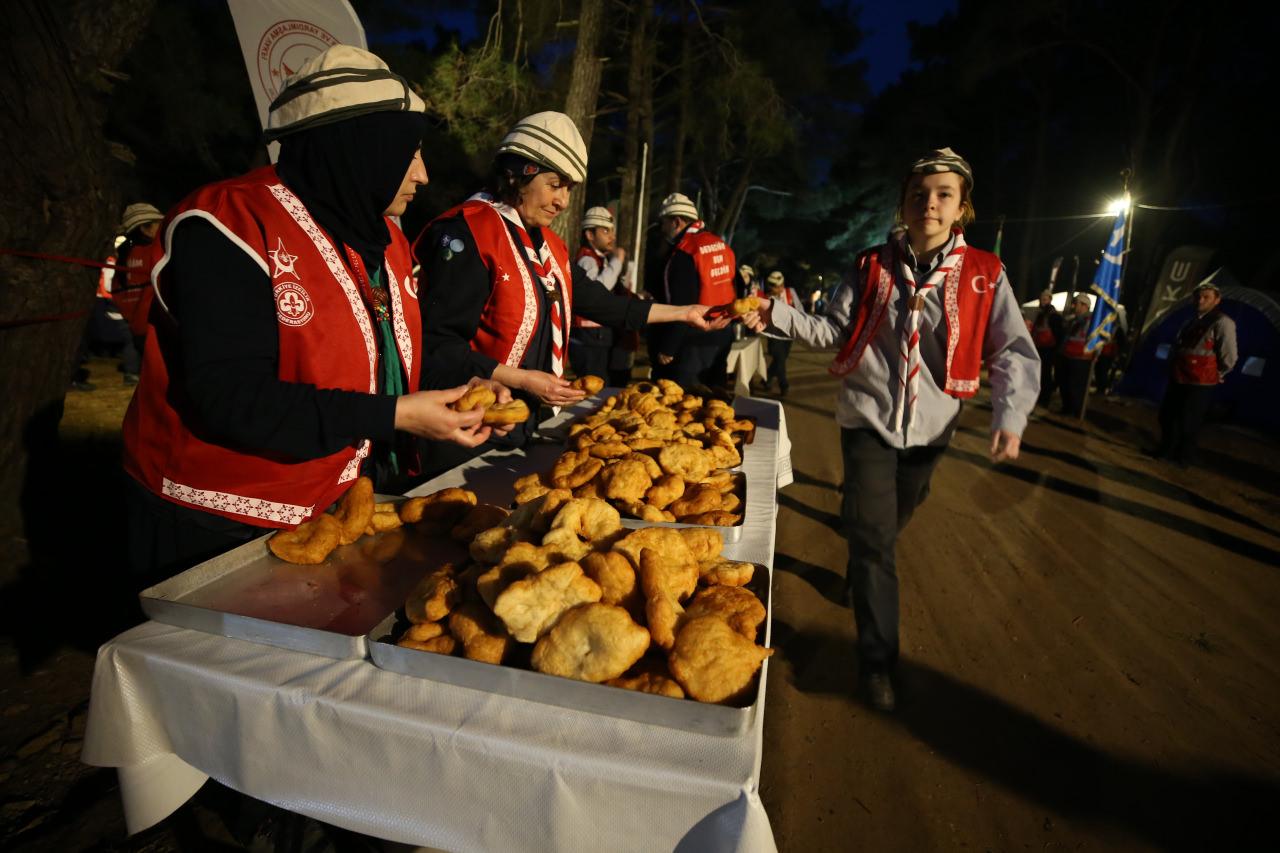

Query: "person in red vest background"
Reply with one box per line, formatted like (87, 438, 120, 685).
(415, 112, 723, 472)
(743, 148, 1039, 712)
(112, 202, 166, 374)
(762, 270, 800, 397)
(568, 205, 626, 380)
(1029, 288, 1064, 407)
(121, 46, 502, 582)
(651, 192, 737, 389)
(1154, 280, 1238, 466)
(1057, 292, 1094, 417)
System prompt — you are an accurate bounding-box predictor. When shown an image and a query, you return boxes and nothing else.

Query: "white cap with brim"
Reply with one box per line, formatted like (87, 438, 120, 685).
(910, 147, 974, 190)
(658, 192, 698, 221)
(266, 45, 424, 142)
(120, 203, 164, 235)
(497, 111, 588, 184)
(581, 206, 614, 230)
(767, 271, 785, 286)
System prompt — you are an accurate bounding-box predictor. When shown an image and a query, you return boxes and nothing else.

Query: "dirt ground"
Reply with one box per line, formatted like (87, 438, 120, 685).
(1, 351, 1277, 851)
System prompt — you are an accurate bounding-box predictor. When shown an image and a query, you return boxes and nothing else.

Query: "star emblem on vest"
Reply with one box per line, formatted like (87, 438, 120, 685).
(273, 281, 314, 327)
(269, 237, 298, 278)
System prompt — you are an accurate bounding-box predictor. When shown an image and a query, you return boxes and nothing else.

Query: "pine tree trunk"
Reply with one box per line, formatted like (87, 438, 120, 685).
(667, 10, 694, 195)
(617, 0, 654, 290)
(552, 0, 605, 247)
(0, 0, 156, 541)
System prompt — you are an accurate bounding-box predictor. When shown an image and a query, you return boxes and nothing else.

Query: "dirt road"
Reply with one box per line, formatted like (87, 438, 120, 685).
(760, 344, 1280, 851)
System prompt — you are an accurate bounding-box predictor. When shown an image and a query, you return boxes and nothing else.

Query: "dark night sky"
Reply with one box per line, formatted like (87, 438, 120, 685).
(853, 0, 957, 93)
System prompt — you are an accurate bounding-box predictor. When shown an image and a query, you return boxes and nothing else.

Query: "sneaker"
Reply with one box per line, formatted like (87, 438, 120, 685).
(69, 380, 96, 392)
(862, 671, 896, 712)
(123, 373, 139, 386)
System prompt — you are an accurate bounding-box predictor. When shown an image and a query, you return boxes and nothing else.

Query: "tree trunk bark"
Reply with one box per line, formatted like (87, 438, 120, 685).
(718, 159, 755, 240)
(0, 0, 156, 539)
(552, 0, 605, 246)
(667, 9, 694, 195)
(617, 0, 653, 289)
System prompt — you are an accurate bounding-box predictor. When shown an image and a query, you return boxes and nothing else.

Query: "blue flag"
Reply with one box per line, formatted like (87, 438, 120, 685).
(1086, 207, 1127, 354)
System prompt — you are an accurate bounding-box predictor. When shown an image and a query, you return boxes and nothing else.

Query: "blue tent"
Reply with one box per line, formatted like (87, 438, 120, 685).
(1118, 272, 1280, 432)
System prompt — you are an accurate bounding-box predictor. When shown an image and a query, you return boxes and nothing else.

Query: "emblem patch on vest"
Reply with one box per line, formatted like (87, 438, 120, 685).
(274, 281, 314, 326)
(404, 274, 417, 299)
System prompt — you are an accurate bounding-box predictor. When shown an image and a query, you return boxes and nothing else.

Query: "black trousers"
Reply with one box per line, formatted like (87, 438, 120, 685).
(766, 337, 792, 393)
(840, 428, 947, 670)
(1157, 382, 1215, 463)
(1059, 357, 1093, 417)
(126, 476, 259, 587)
(569, 327, 612, 379)
(1036, 347, 1057, 406)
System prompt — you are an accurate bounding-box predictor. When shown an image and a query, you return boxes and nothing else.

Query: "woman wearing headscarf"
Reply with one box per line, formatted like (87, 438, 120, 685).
(415, 112, 724, 468)
(122, 46, 503, 581)
(743, 148, 1039, 711)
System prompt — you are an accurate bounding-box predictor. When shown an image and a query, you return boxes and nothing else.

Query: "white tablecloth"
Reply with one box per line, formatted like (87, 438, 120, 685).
(725, 338, 768, 399)
(82, 399, 790, 852)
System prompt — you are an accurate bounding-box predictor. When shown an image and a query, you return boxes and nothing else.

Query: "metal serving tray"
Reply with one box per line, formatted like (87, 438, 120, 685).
(369, 563, 772, 737)
(140, 502, 466, 660)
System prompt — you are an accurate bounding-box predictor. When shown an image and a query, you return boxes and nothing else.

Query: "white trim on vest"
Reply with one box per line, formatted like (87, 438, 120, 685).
(161, 477, 312, 526)
(383, 258, 413, 379)
(469, 194, 539, 368)
(151, 209, 271, 321)
(268, 183, 378, 393)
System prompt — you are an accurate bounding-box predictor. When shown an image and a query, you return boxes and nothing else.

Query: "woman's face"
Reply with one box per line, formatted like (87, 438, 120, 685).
(516, 171, 572, 229)
(384, 148, 428, 217)
(902, 172, 966, 245)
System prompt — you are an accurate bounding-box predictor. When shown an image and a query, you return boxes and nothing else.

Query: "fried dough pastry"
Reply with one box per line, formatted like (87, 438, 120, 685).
(699, 559, 754, 587)
(550, 450, 604, 490)
(531, 603, 650, 683)
(646, 410, 678, 431)
(682, 511, 741, 526)
(606, 659, 685, 699)
(507, 488, 574, 534)
(543, 498, 622, 549)
(618, 500, 675, 523)
(706, 440, 741, 470)
(625, 451, 663, 480)
(669, 483, 724, 518)
(470, 524, 527, 564)
(731, 296, 763, 316)
(572, 479, 603, 500)
(587, 440, 631, 459)
(452, 384, 496, 412)
(268, 513, 342, 564)
(450, 503, 510, 543)
(405, 564, 460, 624)
(476, 560, 539, 611)
(365, 502, 404, 535)
(638, 547, 700, 651)
(332, 476, 375, 545)
(719, 493, 742, 513)
(580, 550, 639, 611)
(448, 600, 511, 664)
(658, 444, 712, 482)
(570, 375, 605, 394)
(399, 487, 477, 525)
(679, 528, 724, 564)
(624, 436, 666, 452)
(668, 616, 773, 704)
(492, 561, 602, 643)
(598, 459, 653, 503)
(644, 474, 685, 510)
(402, 621, 445, 642)
(683, 585, 766, 640)
(701, 470, 736, 492)
(483, 399, 530, 425)
(513, 472, 552, 505)
(614, 527, 698, 577)
(398, 634, 457, 655)
(656, 379, 683, 398)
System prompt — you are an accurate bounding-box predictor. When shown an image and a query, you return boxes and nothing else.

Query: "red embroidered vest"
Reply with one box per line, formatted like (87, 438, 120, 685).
(1172, 312, 1221, 385)
(666, 224, 736, 306)
(1031, 308, 1058, 349)
(122, 165, 421, 528)
(112, 239, 164, 338)
(1061, 316, 1091, 360)
(829, 242, 1003, 398)
(418, 199, 573, 368)
(572, 245, 604, 329)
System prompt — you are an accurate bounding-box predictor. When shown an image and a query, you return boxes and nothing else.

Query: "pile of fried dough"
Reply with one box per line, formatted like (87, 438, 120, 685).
(515, 379, 754, 526)
(395, 487, 772, 705)
(267, 478, 510, 565)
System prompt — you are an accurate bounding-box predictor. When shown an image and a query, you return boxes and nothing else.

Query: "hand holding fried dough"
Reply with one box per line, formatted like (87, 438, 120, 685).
(394, 386, 492, 446)
(570, 375, 605, 394)
(740, 296, 774, 334)
(492, 364, 586, 407)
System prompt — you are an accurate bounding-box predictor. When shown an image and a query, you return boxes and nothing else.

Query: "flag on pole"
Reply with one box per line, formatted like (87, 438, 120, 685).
(1085, 206, 1127, 354)
(226, 0, 366, 162)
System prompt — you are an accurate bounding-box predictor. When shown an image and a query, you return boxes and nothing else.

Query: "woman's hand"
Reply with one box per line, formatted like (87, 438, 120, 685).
(990, 430, 1021, 463)
(515, 369, 586, 407)
(683, 304, 732, 331)
(742, 297, 774, 333)
(394, 387, 491, 447)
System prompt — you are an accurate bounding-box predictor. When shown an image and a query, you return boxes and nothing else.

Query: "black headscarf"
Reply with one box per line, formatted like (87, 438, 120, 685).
(276, 110, 426, 270)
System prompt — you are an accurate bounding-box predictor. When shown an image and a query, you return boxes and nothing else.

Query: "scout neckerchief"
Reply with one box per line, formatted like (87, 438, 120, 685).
(892, 228, 968, 434)
(344, 245, 405, 471)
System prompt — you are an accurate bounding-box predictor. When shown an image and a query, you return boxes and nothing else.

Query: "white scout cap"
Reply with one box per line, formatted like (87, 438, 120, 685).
(496, 111, 588, 183)
(767, 271, 785, 286)
(120, 203, 164, 234)
(739, 264, 755, 278)
(581, 206, 614, 230)
(909, 147, 974, 190)
(658, 192, 698, 221)
(265, 45, 424, 141)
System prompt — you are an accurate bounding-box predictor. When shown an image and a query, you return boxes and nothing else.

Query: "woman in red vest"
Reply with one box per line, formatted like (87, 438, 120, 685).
(744, 149, 1040, 711)
(415, 112, 724, 470)
(122, 46, 503, 582)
